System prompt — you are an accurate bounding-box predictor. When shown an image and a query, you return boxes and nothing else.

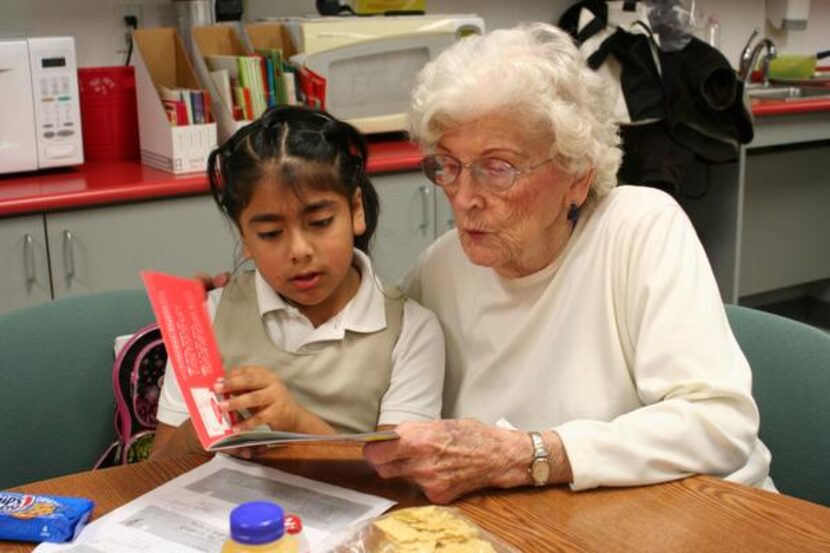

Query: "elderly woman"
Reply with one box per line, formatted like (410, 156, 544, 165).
(362, 23, 775, 503)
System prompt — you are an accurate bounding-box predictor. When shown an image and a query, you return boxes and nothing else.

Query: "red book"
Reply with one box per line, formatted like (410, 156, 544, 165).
(257, 55, 270, 107)
(202, 90, 212, 124)
(242, 86, 254, 120)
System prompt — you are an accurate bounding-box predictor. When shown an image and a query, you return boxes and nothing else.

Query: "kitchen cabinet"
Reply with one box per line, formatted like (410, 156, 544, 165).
(0, 195, 238, 316)
(46, 195, 238, 300)
(372, 171, 438, 284)
(0, 170, 452, 315)
(0, 215, 52, 315)
(372, 171, 456, 284)
(679, 110, 830, 304)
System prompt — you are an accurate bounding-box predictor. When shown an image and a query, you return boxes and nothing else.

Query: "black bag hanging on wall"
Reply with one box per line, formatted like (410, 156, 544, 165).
(558, 0, 753, 197)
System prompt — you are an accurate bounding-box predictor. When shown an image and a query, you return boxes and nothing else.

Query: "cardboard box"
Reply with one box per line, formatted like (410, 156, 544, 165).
(243, 22, 298, 58)
(132, 28, 217, 174)
(191, 25, 252, 143)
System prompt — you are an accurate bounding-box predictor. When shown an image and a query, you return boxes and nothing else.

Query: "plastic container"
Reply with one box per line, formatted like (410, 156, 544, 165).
(222, 501, 299, 553)
(285, 514, 309, 553)
(77, 66, 140, 161)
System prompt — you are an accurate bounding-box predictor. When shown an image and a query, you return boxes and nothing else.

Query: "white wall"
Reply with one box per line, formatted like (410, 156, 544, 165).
(0, 0, 827, 69)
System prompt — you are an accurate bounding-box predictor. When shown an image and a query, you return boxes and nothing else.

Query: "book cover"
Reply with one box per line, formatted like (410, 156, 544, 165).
(141, 271, 397, 451)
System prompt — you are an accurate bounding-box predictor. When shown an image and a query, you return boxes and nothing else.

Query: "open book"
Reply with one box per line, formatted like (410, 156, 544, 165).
(141, 271, 398, 451)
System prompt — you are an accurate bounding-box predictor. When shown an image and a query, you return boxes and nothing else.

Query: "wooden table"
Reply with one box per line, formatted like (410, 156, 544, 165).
(6, 444, 830, 552)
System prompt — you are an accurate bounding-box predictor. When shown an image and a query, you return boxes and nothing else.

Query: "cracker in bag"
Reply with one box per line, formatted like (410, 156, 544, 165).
(329, 505, 517, 552)
(0, 492, 94, 543)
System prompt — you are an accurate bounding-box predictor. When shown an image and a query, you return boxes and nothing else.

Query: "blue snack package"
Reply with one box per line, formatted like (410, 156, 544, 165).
(0, 492, 94, 543)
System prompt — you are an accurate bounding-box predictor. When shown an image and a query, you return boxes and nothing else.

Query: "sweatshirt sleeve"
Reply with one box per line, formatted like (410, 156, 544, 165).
(554, 201, 762, 490)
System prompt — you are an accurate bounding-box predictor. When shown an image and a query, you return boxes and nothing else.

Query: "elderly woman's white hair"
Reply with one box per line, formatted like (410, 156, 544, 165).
(409, 22, 622, 198)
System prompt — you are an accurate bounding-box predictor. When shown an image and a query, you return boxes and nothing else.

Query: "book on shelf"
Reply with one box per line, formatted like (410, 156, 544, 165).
(206, 50, 299, 122)
(158, 85, 212, 126)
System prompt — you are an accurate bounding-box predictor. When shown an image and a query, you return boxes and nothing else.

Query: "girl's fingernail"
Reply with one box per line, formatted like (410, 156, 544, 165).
(219, 401, 230, 411)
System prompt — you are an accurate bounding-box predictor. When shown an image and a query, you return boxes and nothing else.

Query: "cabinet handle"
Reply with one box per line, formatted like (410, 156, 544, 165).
(63, 230, 75, 280)
(419, 185, 431, 236)
(23, 234, 36, 284)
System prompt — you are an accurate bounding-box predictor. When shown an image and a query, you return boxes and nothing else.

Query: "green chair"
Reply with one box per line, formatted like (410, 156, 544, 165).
(725, 304, 830, 506)
(0, 290, 154, 489)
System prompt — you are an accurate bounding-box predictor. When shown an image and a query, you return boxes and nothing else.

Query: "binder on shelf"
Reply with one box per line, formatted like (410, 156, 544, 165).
(191, 25, 253, 143)
(133, 28, 217, 174)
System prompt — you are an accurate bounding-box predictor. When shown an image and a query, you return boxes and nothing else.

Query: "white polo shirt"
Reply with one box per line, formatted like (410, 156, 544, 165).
(156, 249, 445, 428)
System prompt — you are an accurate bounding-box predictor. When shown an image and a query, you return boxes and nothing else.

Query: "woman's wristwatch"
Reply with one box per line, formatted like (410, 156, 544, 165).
(528, 431, 551, 486)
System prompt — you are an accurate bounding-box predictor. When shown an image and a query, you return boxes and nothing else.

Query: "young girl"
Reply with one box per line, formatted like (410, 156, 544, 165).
(150, 106, 445, 458)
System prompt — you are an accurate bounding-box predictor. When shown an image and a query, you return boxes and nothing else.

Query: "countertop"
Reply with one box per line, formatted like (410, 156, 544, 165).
(0, 139, 422, 218)
(3, 94, 829, 218)
(751, 95, 830, 117)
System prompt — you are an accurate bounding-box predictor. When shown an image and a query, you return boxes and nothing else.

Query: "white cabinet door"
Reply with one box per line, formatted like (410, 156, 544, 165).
(372, 172, 436, 285)
(0, 215, 52, 315)
(47, 195, 239, 298)
(435, 187, 455, 239)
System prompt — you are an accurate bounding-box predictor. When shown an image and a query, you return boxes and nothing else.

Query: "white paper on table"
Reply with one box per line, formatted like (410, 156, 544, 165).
(35, 455, 396, 553)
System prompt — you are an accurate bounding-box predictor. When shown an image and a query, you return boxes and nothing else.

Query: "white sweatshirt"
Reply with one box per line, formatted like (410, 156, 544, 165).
(407, 185, 774, 491)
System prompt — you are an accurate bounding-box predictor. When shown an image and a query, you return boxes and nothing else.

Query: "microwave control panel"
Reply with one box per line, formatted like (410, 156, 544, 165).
(28, 37, 84, 168)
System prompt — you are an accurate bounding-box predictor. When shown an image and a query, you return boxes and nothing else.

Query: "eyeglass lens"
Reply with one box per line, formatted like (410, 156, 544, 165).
(422, 155, 518, 190)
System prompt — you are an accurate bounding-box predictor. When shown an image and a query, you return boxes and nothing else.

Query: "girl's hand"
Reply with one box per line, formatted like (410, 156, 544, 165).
(215, 366, 302, 432)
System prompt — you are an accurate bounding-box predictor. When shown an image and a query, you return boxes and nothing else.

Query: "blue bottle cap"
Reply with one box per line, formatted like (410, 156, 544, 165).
(229, 501, 285, 545)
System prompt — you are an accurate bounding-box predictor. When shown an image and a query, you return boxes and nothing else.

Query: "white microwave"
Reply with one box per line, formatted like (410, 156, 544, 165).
(283, 15, 484, 134)
(0, 36, 84, 175)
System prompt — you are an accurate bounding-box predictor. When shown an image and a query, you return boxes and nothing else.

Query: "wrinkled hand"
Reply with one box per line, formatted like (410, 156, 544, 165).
(215, 366, 302, 433)
(363, 419, 531, 504)
(193, 271, 230, 297)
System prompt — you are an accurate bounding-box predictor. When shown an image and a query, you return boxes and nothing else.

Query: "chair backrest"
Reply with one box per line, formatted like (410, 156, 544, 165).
(725, 304, 830, 506)
(0, 290, 154, 489)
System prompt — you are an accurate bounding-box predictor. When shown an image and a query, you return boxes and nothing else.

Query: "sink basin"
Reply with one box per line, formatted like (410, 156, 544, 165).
(747, 84, 830, 101)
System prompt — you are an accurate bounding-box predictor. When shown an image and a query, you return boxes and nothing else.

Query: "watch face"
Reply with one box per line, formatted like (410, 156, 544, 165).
(531, 459, 550, 484)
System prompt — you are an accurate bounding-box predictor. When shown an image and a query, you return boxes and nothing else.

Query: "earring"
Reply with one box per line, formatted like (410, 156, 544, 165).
(567, 203, 581, 226)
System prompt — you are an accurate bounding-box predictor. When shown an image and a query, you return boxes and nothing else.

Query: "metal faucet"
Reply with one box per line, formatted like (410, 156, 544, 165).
(739, 28, 777, 85)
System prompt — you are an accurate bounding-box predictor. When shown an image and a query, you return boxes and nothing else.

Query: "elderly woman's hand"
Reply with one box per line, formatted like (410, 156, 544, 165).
(363, 419, 572, 504)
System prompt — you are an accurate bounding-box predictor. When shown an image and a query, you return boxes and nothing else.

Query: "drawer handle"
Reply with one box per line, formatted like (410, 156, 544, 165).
(419, 185, 431, 236)
(23, 234, 35, 284)
(63, 230, 75, 280)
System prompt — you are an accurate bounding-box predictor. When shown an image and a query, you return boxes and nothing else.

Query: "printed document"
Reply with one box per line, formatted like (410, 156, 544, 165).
(141, 271, 398, 450)
(35, 454, 396, 552)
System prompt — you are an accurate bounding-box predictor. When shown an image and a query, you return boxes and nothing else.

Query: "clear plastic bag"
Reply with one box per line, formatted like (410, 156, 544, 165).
(644, 0, 697, 51)
(324, 506, 518, 552)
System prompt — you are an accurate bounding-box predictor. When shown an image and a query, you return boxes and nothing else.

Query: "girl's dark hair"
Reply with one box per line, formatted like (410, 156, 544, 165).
(207, 105, 380, 253)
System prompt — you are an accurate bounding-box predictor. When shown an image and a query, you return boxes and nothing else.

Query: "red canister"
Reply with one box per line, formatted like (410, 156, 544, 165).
(77, 66, 140, 161)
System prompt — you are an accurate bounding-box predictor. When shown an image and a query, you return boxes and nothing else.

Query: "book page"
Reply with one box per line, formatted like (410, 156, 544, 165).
(35, 455, 396, 552)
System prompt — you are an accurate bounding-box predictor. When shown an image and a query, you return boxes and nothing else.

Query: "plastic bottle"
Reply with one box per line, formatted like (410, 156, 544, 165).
(221, 501, 298, 553)
(285, 514, 310, 553)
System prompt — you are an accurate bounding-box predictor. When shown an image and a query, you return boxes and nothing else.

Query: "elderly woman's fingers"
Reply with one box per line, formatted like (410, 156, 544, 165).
(363, 420, 441, 464)
(366, 419, 537, 502)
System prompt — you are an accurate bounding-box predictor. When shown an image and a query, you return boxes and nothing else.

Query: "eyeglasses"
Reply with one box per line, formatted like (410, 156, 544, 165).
(420, 153, 555, 193)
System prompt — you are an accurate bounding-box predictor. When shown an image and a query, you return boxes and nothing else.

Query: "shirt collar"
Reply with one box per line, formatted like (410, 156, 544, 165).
(253, 249, 387, 333)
